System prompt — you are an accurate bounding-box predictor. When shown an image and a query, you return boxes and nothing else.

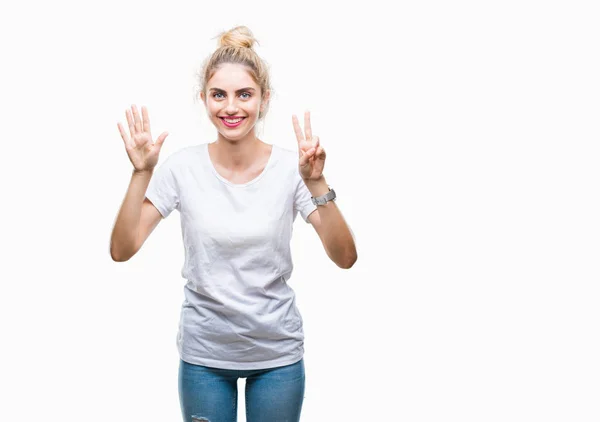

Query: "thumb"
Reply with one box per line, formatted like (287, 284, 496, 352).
(155, 131, 169, 149)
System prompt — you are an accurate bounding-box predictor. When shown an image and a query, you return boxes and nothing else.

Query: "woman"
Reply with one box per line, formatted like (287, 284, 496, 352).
(110, 25, 357, 422)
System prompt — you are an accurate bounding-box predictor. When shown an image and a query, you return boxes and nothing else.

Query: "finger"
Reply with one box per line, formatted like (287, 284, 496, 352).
(299, 148, 315, 167)
(299, 149, 308, 167)
(126, 109, 136, 136)
(117, 122, 132, 148)
(292, 115, 304, 144)
(314, 135, 320, 150)
(142, 105, 151, 134)
(316, 146, 326, 158)
(155, 131, 169, 149)
(132, 105, 142, 133)
(304, 110, 312, 141)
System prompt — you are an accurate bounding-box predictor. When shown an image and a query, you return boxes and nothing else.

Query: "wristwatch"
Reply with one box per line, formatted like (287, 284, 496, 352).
(311, 187, 336, 206)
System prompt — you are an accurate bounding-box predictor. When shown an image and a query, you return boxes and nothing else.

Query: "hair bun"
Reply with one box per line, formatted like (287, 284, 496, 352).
(217, 25, 258, 49)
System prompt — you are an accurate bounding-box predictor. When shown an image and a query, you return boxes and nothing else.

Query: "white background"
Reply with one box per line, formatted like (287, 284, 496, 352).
(1, 0, 599, 421)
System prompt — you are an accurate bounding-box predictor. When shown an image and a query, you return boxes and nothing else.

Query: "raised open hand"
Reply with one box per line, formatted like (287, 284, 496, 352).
(292, 111, 326, 181)
(117, 105, 169, 172)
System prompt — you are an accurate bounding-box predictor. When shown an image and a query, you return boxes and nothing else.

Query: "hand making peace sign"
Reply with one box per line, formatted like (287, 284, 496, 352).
(293, 111, 326, 181)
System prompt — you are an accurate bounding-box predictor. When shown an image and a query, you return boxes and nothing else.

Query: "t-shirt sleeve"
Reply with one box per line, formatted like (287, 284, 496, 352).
(145, 154, 180, 218)
(293, 171, 318, 223)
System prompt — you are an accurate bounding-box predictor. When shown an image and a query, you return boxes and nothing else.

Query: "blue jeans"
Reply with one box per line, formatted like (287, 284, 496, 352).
(178, 358, 305, 422)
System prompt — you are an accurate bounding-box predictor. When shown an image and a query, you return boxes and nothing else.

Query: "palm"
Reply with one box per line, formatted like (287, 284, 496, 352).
(292, 111, 326, 180)
(117, 105, 169, 172)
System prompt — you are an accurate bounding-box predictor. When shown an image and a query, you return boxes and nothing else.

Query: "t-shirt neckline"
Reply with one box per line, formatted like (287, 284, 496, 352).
(204, 142, 278, 188)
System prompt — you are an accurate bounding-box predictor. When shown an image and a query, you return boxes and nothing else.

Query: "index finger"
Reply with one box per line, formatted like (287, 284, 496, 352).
(292, 114, 304, 143)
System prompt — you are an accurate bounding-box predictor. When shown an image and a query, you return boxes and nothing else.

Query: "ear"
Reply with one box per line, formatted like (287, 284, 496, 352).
(200, 91, 206, 104)
(260, 90, 271, 112)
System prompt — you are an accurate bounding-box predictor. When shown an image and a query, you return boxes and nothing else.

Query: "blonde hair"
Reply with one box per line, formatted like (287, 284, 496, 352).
(195, 26, 272, 120)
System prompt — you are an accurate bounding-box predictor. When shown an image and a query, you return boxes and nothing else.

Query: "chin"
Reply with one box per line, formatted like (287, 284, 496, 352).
(218, 130, 248, 141)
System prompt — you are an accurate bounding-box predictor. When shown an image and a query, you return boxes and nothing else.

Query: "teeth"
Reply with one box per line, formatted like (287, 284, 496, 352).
(224, 118, 242, 123)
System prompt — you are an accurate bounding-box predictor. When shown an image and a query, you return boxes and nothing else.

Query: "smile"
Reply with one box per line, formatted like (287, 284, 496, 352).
(219, 117, 245, 128)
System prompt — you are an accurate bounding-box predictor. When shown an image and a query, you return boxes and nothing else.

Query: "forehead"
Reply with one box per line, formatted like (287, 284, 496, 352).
(207, 63, 258, 90)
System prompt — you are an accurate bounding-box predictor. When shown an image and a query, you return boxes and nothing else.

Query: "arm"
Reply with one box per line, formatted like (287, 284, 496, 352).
(305, 176, 357, 269)
(111, 104, 170, 262)
(110, 169, 163, 262)
(292, 111, 357, 269)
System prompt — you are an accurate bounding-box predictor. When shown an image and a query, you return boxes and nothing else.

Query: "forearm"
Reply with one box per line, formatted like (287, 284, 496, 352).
(110, 169, 153, 261)
(304, 176, 357, 268)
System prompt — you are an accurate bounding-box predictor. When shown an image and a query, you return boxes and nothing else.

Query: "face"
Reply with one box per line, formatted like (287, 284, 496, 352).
(200, 63, 269, 142)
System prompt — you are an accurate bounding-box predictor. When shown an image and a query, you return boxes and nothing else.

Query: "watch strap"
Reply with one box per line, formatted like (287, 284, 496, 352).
(311, 187, 336, 206)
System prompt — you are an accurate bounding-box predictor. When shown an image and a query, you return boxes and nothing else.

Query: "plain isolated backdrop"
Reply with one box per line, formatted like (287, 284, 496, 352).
(1, 1, 599, 421)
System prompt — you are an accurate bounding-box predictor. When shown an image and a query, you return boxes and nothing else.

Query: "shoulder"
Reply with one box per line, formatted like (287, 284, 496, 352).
(272, 144, 299, 172)
(158, 144, 204, 169)
(274, 144, 298, 161)
(270, 145, 306, 192)
(167, 144, 203, 160)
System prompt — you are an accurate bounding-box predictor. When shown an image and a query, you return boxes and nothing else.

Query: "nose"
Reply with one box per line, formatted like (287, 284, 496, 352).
(225, 98, 239, 114)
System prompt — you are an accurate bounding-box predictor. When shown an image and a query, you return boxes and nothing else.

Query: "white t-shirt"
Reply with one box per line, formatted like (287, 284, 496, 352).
(145, 142, 317, 370)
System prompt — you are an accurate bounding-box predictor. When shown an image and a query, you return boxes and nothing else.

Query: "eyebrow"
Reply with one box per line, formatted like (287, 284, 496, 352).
(209, 87, 256, 93)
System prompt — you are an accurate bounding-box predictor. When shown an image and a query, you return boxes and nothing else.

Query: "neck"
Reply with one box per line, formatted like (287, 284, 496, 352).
(212, 133, 265, 170)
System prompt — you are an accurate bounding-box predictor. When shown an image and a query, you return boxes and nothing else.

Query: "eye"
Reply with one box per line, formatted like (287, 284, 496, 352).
(211, 92, 251, 99)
